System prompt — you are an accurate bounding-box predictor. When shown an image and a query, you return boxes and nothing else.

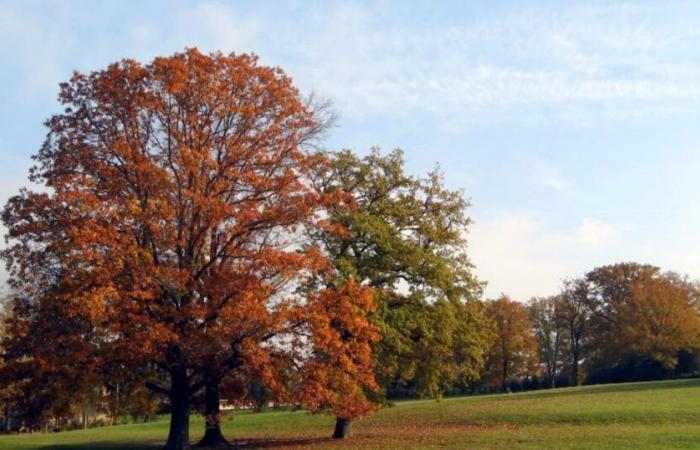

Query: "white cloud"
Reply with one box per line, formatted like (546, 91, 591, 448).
(576, 218, 615, 245)
(469, 213, 620, 300)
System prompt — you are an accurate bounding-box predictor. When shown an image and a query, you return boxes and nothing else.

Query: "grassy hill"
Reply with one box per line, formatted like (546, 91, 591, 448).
(2, 378, 700, 449)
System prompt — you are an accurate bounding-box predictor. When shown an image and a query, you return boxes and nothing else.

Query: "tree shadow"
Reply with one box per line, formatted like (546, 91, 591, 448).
(40, 437, 334, 450)
(40, 443, 162, 450)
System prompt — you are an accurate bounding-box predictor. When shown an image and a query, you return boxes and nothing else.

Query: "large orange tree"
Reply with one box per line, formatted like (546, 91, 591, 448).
(1, 49, 376, 449)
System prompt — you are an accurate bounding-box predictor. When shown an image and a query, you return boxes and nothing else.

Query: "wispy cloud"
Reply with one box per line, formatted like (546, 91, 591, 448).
(4, 1, 700, 124)
(244, 1, 700, 126)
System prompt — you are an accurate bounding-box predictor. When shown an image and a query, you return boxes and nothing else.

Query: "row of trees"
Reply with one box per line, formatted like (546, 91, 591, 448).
(482, 263, 700, 391)
(0, 49, 491, 449)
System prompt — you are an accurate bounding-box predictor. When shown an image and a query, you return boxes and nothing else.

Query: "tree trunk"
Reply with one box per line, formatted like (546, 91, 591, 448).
(501, 361, 509, 392)
(571, 349, 580, 386)
(332, 417, 350, 439)
(164, 368, 191, 450)
(196, 379, 227, 447)
(3, 406, 9, 432)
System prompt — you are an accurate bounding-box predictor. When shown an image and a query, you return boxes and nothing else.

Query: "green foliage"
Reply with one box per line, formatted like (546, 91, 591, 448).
(311, 148, 490, 399)
(377, 296, 490, 399)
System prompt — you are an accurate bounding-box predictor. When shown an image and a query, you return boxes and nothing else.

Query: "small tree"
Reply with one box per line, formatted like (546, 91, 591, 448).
(528, 296, 565, 387)
(296, 280, 380, 439)
(483, 296, 538, 391)
(557, 279, 595, 386)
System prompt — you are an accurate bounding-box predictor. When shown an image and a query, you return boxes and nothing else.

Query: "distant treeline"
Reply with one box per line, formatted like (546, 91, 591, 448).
(476, 262, 700, 394)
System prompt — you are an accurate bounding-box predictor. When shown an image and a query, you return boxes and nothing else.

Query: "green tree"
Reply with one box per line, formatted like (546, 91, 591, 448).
(308, 148, 490, 410)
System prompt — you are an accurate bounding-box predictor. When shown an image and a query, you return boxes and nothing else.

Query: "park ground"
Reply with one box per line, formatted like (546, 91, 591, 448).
(1, 378, 700, 449)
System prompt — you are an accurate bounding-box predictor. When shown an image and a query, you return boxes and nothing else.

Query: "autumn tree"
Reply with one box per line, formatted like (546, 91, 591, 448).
(1, 48, 370, 450)
(295, 280, 380, 439)
(624, 271, 700, 368)
(585, 263, 700, 381)
(557, 278, 595, 385)
(483, 296, 537, 391)
(528, 296, 565, 387)
(307, 149, 490, 412)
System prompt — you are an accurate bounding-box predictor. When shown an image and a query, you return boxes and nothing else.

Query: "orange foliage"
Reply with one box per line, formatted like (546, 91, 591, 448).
(483, 296, 538, 390)
(1, 48, 376, 448)
(295, 279, 380, 420)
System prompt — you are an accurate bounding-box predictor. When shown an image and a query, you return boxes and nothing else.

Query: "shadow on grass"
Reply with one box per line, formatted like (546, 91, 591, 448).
(40, 443, 161, 450)
(40, 437, 333, 450)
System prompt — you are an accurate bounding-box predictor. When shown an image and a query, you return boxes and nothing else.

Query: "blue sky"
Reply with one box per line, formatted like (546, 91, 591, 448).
(2, 0, 700, 299)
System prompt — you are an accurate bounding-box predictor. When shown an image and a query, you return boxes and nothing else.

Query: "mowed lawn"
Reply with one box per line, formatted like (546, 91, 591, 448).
(2, 378, 700, 449)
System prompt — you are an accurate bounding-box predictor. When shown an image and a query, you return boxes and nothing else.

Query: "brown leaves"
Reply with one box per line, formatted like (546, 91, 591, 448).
(482, 296, 538, 389)
(296, 279, 380, 420)
(2, 48, 366, 419)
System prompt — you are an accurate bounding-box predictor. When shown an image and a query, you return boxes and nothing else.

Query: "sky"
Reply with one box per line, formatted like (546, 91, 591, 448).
(2, 0, 700, 300)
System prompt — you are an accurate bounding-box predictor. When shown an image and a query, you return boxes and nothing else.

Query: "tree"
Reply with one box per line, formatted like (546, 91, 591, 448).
(1, 48, 354, 450)
(528, 296, 565, 388)
(295, 279, 380, 439)
(483, 296, 537, 391)
(557, 279, 594, 385)
(0, 287, 104, 431)
(624, 271, 700, 368)
(585, 263, 700, 381)
(307, 149, 490, 408)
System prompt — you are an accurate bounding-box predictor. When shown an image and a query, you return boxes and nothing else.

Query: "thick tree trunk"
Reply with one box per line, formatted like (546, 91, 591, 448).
(196, 379, 227, 447)
(164, 368, 191, 450)
(332, 418, 351, 439)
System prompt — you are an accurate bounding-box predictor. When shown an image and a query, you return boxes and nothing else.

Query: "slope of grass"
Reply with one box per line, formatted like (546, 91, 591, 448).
(2, 378, 700, 449)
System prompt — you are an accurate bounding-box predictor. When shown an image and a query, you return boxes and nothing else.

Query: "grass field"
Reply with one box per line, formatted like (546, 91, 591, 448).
(1, 378, 700, 449)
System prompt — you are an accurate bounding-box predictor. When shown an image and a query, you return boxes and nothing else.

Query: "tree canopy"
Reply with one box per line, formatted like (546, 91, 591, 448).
(308, 148, 490, 404)
(482, 296, 538, 391)
(1, 48, 375, 449)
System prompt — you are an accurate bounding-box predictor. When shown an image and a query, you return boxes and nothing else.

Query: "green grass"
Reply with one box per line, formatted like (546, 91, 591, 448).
(2, 378, 700, 449)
